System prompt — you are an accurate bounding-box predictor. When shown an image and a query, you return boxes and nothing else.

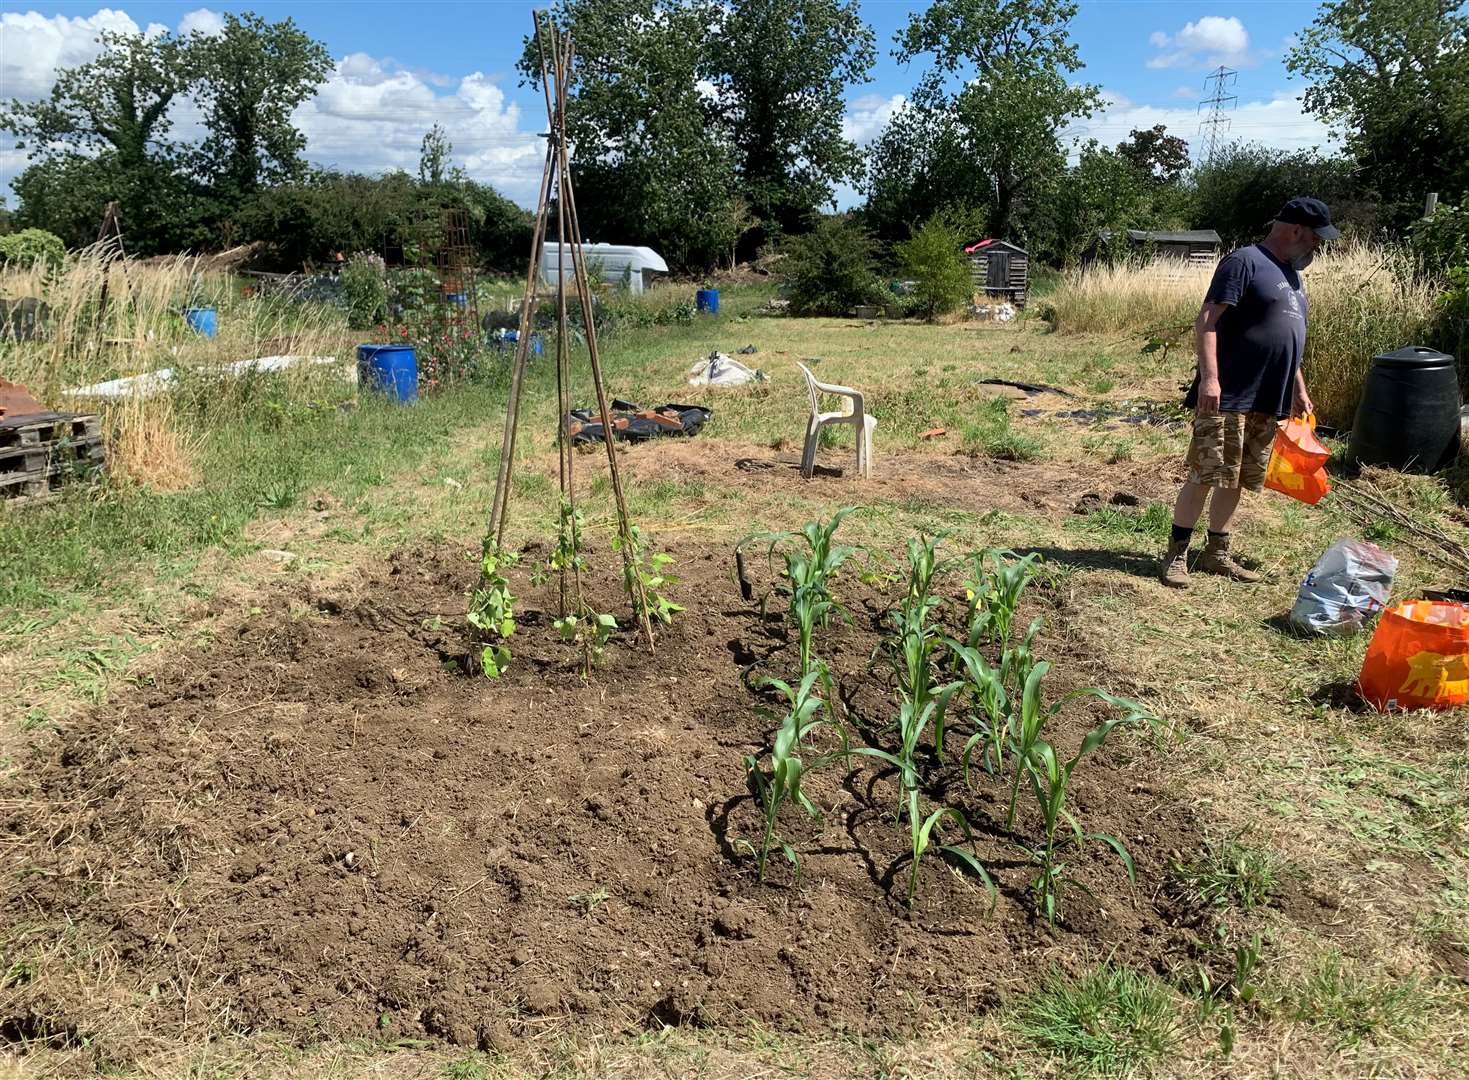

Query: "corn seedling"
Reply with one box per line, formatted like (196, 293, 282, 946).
(885, 533, 962, 761)
(962, 549, 1042, 652)
(947, 640, 1009, 781)
(613, 524, 683, 625)
(1019, 703, 1154, 924)
(752, 507, 859, 683)
(743, 669, 843, 882)
(903, 790, 995, 909)
(467, 544, 517, 678)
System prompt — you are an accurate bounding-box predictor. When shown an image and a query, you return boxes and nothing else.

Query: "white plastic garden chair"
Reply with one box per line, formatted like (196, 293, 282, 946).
(797, 362, 876, 479)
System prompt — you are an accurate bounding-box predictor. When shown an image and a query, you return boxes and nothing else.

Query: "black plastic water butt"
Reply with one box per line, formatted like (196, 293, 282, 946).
(1345, 346, 1460, 473)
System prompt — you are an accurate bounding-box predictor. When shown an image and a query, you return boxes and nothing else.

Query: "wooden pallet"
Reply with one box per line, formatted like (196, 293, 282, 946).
(0, 435, 105, 476)
(0, 412, 102, 449)
(0, 412, 107, 505)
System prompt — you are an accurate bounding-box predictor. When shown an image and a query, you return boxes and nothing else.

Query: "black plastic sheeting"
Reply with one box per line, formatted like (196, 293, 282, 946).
(563, 399, 712, 445)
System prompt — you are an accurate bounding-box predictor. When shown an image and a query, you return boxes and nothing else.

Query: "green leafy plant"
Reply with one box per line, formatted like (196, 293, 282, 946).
(553, 610, 617, 676)
(1194, 932, 1263, 1057)
(755, 507, 859, 683)
(1171, 835, 1282, 912)
(467, 544, 516, 678)
(886, 532, 960, 761)
(782, 215, 882, 316)
(340, 251, 387, 327)
(742, 669, 842, 882)
(613, 524, 682, 626)
(902, 791, 995, 909)
(895, 213, 973, 320)
(1016, 683, 1155, 923)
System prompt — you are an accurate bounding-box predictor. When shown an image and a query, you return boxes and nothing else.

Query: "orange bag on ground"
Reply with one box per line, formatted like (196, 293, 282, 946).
(1358, 600, 1469, 711)
(1265, 414, 1332, 505)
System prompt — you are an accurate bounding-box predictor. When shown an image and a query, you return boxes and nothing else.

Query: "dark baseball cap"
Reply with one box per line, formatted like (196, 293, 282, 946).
(1275, 196, 1340, 240)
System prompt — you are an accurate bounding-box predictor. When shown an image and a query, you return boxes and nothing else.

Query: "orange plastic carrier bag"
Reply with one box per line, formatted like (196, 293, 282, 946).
(1265, 414, 1331, 505)
(1358, 600, 1469, 711)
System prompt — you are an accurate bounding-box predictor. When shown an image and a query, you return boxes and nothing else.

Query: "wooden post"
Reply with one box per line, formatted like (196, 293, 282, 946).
(1424, 192, 1439, 218)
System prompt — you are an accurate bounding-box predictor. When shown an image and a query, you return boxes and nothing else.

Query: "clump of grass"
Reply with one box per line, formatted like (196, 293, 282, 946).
(1284, 952, 1428, 1049)
(1072, 501, 1173, 542)
(1171, 834, 1281, 911)
(1012, 964, 1181, 1076)
(961, 399, 1042, 461)
(106, 391, 201, 492)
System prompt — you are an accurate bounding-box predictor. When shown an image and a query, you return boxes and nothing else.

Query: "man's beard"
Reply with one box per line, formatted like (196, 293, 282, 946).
(1289, 250, 1315, 271)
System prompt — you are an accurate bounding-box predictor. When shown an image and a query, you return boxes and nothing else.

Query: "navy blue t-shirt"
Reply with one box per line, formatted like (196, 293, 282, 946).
(1184, 243, 1307, 418)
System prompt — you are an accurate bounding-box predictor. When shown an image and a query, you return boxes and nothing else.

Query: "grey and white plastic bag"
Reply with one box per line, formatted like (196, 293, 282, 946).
(1289, 538, 1398, 636)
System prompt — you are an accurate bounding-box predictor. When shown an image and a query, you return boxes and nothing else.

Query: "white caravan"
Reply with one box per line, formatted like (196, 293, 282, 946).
(540, 243, 669, 296)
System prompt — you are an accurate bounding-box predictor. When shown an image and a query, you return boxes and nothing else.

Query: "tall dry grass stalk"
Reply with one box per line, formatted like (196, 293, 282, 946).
(1045, 242, 1441, 426)
(0, 239, 351, 405)
(106, 390, 202, 492)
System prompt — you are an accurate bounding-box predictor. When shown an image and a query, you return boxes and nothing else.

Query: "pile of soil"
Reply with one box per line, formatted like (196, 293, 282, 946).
(3, 539, 1209, 1055)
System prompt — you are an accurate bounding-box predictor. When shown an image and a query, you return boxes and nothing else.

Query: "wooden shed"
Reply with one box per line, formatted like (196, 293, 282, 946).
(1098, 229, 1222, 267)
(964, 239, 1029, 308)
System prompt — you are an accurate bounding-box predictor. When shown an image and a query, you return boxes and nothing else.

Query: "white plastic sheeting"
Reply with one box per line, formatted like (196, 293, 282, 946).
(63, 355, 342, 400)
(687, 352, 768, 387)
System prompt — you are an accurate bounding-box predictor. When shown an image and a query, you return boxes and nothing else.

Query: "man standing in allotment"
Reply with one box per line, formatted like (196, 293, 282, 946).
(1160, 197, 1339, 588)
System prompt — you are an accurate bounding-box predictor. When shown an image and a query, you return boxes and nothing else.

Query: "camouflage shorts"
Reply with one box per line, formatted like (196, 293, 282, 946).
(1186, 411, 1278, 491)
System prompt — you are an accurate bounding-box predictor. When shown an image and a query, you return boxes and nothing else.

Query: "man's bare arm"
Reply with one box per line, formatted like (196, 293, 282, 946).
(1193, 302, 1229, 414)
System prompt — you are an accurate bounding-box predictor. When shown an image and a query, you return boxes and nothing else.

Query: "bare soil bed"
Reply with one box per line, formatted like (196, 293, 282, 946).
(4, 537, 1212, 1058)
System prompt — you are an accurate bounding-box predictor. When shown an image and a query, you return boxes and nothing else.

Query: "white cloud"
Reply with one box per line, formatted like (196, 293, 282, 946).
(841, 92, 906, 146)
(0, 9, 545, 206)
(1064, 89, 1335, 161)
(0, 9, 158, 99)
(1147, 16, 1256, 69)
(294, 55, 544, 203)
(1173, 85, 1198, 100)
(177, 8, 224, 37)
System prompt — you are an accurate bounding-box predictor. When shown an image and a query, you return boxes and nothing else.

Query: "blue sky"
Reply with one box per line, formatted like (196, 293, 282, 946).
(1, 2, 1337, 208)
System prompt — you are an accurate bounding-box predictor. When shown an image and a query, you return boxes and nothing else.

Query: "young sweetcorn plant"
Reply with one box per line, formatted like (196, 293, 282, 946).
(948, 640, 1009, 781)
(1017, 693, 1156, 923)
(467, 543, 517, 678)
(760, 507, 859, 682)
(613, 524, 683, 625)
(903, 790, 996, 909)
(743, 669, 842, 882)
(962, 549, 1042, 652)
(888, 533, 961, 760)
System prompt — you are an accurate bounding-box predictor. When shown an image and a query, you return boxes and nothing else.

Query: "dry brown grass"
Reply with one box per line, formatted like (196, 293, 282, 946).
(1, 240, 350, 409)
(105, 392, 202, 492)
(1044, 243, 1441, 427)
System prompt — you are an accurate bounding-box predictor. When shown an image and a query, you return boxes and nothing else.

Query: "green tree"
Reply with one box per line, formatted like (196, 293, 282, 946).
(1115, 125, 1190, 186)
(707, 0, 875, 236)
(891, 0, 1100, 239)
(1032, 143, 1152, 266)
(0, 30, 208, 252)
(419, 124, 453, 185)
(895, 214, 973, 319)
(1, 29, 187, 169)
(1286, 0, 1469, 225)
(521, 0, 738, 269)
(186, 12, 332, 196)
(1190, 142, 1368, 248)
(782, 214, 880, 316)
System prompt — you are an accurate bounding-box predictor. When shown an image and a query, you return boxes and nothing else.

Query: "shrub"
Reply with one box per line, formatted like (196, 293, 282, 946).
(782, 215, 881, 316)
(0, 228, 65, 271)
(340, 251, 387, 328)
(896, 215, 972, 319)
(1410, 202, 1469, 276)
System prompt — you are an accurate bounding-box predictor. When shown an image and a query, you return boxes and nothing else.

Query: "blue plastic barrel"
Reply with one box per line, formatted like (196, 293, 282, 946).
(695, 288, 720, 315)
(447, 292, 467, 307)
(530, 332, 545, 356)
(356, 344, 418, 403)
(184, 307, 217, 338)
